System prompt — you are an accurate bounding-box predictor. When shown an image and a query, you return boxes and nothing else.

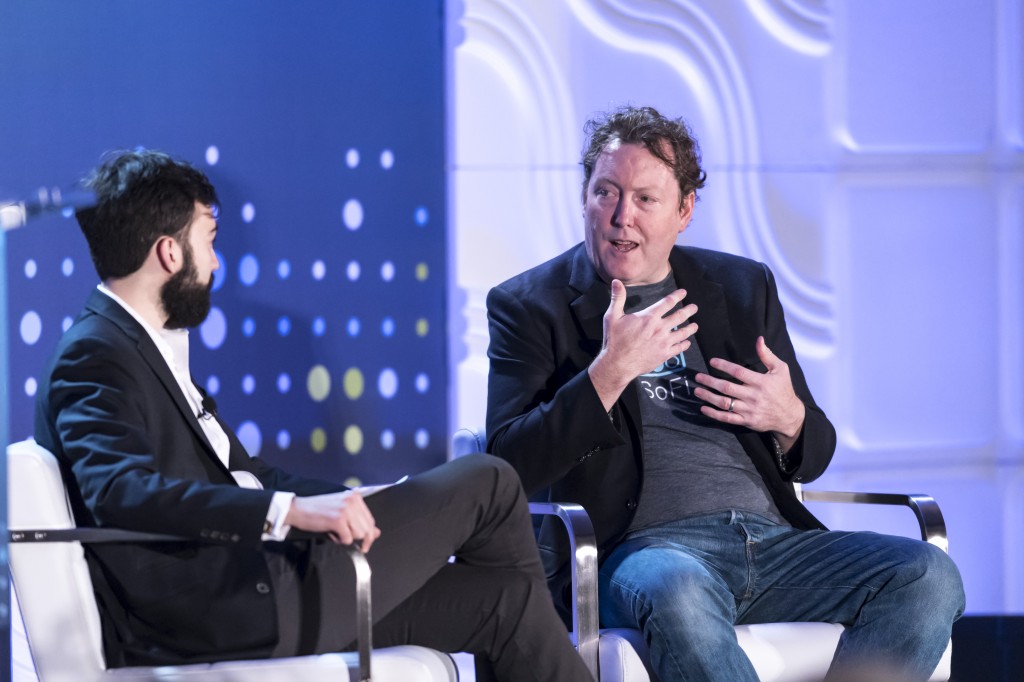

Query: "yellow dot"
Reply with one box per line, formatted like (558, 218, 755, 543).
(310, 428, 327, 453)
(307, 365, 331, 402)
(416, 318, 429, 337)
(343, 367, 364, 400)
(344, 425, 364, 455)
(415, 262, 429, 281)
(343, 476, 362, 488)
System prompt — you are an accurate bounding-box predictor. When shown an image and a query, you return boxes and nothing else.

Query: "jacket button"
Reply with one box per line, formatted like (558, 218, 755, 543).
(625, 499, 637, 511)
(256, 582, 271, 595)
(230, 534, 241, 543)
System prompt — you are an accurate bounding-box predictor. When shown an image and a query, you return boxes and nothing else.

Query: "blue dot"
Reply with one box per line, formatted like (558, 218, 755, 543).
(62, 317, 73, 332)
(61, 258, 74, 277)
(415, 207, 429, 226)
(239, 254, 259, 286)
(277, 430, 291, 450)
(237, 421, 262, 457)
(242, 317, 256, 337)
(312, 317, 326, 337)
(200, 307, 227, 349)
(212, 251, 226, 291)
(278, 260, 291, 279)
(61, 206, 74, 219)
(381, 317, 395, 337)
(277, 373, 291, 393)
(206, 375, 221, 395)
(242, 374, 256, 395)
(277, 316, 291, 336)
(415, 373, 430, 394)
(347, 317, 361, 337)
(380, 429, 395, 450)
(415, 429, 429, 449)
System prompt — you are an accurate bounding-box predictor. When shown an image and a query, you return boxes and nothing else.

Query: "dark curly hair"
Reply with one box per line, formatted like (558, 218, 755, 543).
(75, 149, 218, 281)
(580, 105, 707, 208)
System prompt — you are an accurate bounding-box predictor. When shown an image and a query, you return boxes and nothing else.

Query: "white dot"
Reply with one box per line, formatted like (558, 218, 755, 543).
(347, 317, 361, 336)
(380, 149, 395, 169)
(415, 429, 430, 449)
(61, 258, 74, 277)
(199, 306, 227, 349)
(20, 311, 42, 345)
(205, 146, 220, 165)
(346, 261, 361, 281)
(242, 374, 256, 395)
(24, 259, 37, 279)
(380, 261, 395, 282)
(241, 203, 256, 223)
(277, 373, 291, 393)
(343, 199, 364, 230)
(277, 430, 291, 450)
(212, 250, 226, 291)
(345, 148, 360, 168)
(415, 373, 430, 394)
(381, 317, 395, 337)
(236, 421, 262, 457)
(206, 375, 221, 395)
(239, 254, 259, 286)
(278, 260, 291, 279)
(380, 429, 395, 450)
(312, 260, 326, 281)
(24, 377, 38, 397)
(378, 368, 398, 399)
(62, 317, 73, 332)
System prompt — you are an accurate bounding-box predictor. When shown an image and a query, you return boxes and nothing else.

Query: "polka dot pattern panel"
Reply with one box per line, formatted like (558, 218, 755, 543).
(2, 2, 448, 486)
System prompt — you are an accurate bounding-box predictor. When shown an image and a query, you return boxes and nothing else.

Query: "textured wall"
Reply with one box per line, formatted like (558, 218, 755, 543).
(448, 0, 1023, 614)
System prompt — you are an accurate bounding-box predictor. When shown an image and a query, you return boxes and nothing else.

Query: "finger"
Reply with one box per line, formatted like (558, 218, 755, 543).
(665, 302, 698, 328)
(756, 336, 781, 372)
(607, 279, 626, 319)
(693, 385, 739, 412)
(707, 358, 760, 384)
(699, 404, 742, 424)
(647, 288, 688, 318)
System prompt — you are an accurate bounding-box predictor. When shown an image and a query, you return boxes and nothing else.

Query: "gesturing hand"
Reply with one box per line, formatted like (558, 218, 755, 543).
(285, 491, 381, 552)
(693, 336, 805, 445)
(589, 279, 698, 411)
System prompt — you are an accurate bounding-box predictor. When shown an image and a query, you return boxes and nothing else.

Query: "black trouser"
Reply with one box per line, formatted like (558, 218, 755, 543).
(267, 454, 593, 682)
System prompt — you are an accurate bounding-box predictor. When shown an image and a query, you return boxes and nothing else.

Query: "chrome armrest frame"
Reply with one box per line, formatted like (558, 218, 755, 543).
(798, 489, 949, 553)
(10, 529, 375, 681)
(529, 502, 600, 681)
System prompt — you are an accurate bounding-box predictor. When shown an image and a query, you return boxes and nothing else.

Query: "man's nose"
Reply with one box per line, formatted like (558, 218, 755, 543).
(612, 198, 634, 228)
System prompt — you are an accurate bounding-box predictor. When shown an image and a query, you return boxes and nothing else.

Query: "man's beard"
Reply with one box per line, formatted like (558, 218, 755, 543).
(161, 246, 213, 329)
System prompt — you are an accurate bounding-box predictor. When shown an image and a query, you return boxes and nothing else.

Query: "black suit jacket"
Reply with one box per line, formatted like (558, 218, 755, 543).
(485, 244, 836, 600)
(34, 289, 345, 665)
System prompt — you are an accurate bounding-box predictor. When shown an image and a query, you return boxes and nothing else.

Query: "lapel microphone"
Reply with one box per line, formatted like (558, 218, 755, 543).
(197, 395, 218, 421)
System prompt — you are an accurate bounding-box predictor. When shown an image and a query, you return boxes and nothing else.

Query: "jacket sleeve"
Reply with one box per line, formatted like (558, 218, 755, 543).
(757, 263, 835, 483)
(484, 284, 625, 495)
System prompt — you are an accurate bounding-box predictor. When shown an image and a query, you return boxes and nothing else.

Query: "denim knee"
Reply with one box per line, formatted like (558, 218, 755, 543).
(891, 542, 965, 618)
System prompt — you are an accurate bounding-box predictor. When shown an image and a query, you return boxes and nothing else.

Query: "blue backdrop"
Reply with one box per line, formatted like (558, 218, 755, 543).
(2, 1, 448, 486)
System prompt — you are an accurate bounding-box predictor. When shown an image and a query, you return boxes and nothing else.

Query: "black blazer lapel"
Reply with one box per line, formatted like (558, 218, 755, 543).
(84, 290, 230, 475)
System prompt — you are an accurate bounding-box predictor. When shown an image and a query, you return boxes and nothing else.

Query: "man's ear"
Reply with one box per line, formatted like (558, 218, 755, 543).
(154, 236, 183, 274)
(677, 191, 695, 235)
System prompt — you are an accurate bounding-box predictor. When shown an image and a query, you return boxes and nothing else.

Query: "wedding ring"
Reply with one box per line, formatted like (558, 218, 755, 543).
(727, 398, 735, 412)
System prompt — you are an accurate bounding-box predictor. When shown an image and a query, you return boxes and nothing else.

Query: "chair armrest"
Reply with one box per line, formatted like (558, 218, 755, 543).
(8, 528, 375, 681)
(798, 490, 949, 553)
(528, 502, 599, 681)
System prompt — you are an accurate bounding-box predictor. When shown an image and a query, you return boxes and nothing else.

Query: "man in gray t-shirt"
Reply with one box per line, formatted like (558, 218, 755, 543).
(486, 105, 963, 682)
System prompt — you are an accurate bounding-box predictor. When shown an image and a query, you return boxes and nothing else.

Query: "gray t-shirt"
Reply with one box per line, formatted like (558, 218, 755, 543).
(623, 275, 785, 531)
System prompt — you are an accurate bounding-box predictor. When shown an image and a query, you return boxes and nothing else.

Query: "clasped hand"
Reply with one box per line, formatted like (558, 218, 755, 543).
(285, 490, 381, 552)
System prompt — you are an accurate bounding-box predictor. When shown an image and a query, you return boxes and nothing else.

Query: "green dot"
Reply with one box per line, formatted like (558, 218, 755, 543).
(307, 365, 331, 402)
(344, 476, 362, 488)
(344, 425, 364, 455)
(416, 318, 429, 337)
(343, 367, 364, 400)
(310, 428, 327, 453)
(415, 262, 429, 281)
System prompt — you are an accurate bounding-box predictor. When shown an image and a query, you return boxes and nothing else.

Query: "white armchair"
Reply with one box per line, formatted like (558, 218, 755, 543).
(7, 439, 458, 682)
(452, 427, 952, 682)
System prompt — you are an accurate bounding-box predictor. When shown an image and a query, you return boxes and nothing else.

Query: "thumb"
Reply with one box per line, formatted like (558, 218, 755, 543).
(607, 279, 626, 319)
(756, 336, 779, 370)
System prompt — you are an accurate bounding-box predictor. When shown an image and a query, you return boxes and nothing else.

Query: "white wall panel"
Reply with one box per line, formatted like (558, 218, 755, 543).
(449, 0, 1024, 613)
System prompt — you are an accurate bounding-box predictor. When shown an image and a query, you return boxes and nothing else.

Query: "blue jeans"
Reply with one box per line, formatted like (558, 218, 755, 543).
(598, 511, 964, 682)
